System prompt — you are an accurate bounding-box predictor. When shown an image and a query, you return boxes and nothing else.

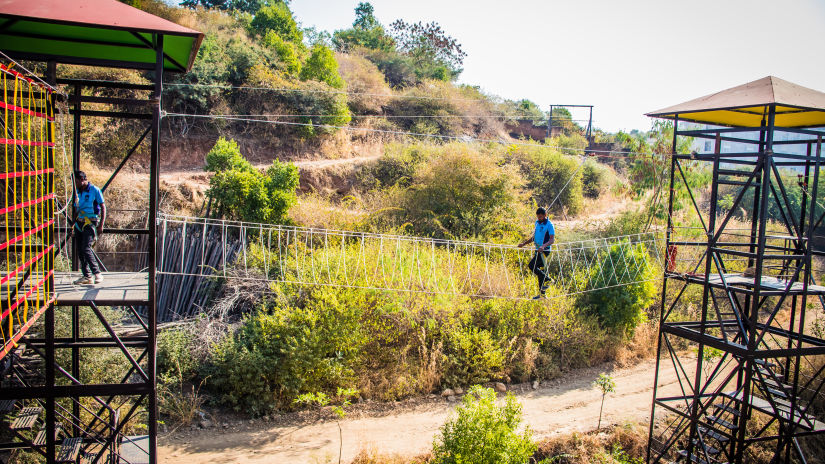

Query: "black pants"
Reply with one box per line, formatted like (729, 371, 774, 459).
(75, 223, 99, 277)
(528, 251, 550, 292)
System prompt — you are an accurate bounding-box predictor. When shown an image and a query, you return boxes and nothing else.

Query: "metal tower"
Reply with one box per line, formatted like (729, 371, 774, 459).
(647, 77, 825, 463)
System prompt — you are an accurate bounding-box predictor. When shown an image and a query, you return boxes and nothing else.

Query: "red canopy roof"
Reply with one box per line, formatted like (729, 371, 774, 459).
(0, 0, 200, 35)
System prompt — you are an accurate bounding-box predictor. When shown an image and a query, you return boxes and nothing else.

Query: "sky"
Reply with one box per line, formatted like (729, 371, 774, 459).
(290, 0, 825, 133)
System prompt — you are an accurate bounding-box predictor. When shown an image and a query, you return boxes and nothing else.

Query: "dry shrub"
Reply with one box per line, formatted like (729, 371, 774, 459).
(614, 321, 658, 368)
(533, 422, 648, 464)
(288, 193, 372, 231)
(350, 448, 430, 464)
(337, 53, 392, 114)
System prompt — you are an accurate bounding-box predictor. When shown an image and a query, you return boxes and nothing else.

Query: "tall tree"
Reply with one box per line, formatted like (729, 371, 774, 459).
(180, 0, 288, 15)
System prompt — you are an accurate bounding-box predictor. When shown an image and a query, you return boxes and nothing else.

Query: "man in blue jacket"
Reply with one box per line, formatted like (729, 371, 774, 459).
(72, 171, 106, 285)
(518, 207, 555, 299)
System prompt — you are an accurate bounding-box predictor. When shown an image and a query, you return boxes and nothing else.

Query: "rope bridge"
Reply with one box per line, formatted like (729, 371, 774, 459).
(0, 63, 56, 360)
(157, 214, 664, 303)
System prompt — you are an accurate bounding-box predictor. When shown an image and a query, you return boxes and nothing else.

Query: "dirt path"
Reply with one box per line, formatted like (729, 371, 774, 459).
(159, 355, 694, 464)
(160, 155, 380, 185)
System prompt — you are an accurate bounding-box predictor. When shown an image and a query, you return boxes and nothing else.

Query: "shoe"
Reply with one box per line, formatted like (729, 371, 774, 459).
(94, 273, 104, 284)
(73, 276, 93, 285)
(540, 284, 549, 292)
(531, 294, 545, 300)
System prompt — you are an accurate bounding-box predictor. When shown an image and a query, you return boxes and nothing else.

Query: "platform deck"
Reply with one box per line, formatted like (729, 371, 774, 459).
(54, 272, 148, 305)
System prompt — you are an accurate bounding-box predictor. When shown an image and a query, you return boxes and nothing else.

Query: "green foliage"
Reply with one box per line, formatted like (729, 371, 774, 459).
(205, 137, 250, 172)
(181, 0, 281, 14)
(509, 145, 584, 215)
(444, 327, 505, 386)
(581, 161, 609, 199)
(579, 241, 656, 336)
(300, 44, 345, 89)
(506, 99, 545, 124)
(206, 288, 366, 414)
(205, 138, 299, 224)
(263, 30, 301, 75)
(432, 386, 536, 464)
(157, 328, 198, 384)
(390, 19, 466, 81)
(400, 145, 523, 239)
(250, 2, 302, 42)
(593, 373, 616, 430)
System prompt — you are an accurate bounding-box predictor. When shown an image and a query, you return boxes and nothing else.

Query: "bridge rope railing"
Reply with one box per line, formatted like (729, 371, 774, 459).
(157, 214, 665, 301)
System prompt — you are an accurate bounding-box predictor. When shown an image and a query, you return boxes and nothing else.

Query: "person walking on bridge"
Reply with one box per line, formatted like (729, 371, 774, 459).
(72, 171, 106, 285)
(518, 207, 555, 299)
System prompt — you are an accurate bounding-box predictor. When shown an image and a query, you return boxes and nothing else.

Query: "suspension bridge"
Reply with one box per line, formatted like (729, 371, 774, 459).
(152, 214, 664, 306)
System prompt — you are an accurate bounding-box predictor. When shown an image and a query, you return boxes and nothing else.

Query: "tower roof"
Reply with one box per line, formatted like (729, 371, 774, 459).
(647, 76, 825, 128)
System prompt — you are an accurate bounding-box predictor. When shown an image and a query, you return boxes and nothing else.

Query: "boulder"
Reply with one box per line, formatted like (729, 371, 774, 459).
(441, 388, 455, 397)
(494, 382, 507, 393)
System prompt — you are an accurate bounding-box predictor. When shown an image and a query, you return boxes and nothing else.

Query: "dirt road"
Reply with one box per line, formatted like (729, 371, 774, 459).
(159, 356, 693, 464)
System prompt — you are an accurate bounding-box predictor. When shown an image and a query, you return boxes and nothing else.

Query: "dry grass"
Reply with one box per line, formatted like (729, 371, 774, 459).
(534, 422, 648, 464)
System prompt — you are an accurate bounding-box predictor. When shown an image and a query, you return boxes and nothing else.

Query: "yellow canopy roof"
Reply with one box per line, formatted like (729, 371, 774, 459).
(647, 76, 825, 128)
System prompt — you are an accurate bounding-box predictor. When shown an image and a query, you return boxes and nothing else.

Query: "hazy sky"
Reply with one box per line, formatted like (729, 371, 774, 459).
(290, 0, 825, 133)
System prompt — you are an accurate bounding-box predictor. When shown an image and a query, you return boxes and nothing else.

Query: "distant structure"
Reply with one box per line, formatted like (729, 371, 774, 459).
(646, 76, 825, 463)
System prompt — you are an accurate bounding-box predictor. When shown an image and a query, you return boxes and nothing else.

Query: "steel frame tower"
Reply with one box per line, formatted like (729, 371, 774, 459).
(0, 2, 202, 462)
(646, 77, 825, 464)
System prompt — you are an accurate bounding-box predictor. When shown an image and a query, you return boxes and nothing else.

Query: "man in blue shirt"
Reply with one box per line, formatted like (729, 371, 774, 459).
(518, 207, 555, 299)
(72, 171, 106, 285)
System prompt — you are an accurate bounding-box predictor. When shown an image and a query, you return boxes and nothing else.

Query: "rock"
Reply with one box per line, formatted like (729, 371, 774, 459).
(427, 394, 437, 399)
(447, 395, 457, 402)
(199, 419, 213, 429)
(494, 382, 507, 393)
(532, 380, 539, 390)
(222, 422, 229, 429)
(441, 388, 455, 397)
(161, 423, 168, 433)
(454, 387, 464, 395)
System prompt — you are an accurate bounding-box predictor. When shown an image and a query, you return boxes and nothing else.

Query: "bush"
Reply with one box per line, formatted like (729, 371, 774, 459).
(206, 288, 367, 415)
(581, 160, 609, 199)
(508, 145, 584, 215)
(204, 137, 249, 172)
(250, 2, 302, 42)
(300, 43, 345, 89)
(444, 327, 505, 386)
(263, 30, 301, 75)
(205, 137, 299, 223)
(336, 52, 391, 113)
(400, 145, 523, 239)
(579, 241, 656, 336)
(432, 385, 536, 464)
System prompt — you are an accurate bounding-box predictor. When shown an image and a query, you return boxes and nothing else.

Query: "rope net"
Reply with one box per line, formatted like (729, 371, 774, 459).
(0, 63, 56, 360)
(158, 214, 664, 302)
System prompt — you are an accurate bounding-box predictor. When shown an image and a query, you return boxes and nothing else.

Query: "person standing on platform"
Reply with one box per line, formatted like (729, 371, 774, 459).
(72, 170, 106, 285)
(517, 206, 555, 299)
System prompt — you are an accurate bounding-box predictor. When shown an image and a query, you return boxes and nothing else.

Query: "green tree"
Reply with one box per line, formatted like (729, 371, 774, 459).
(580, 240, 655, 336)
(250, 2, 302, 42)
(389, 19, 466, 81)
(332, 2, 395, 52)
(204, 138, 299, 224)
(300, 44, 345, 89)
(263, 30, 301, 75)
(432, 385, 536, 464)
(181, 0, 284, 14)
(593, 373, 615, 430)
(353, 2, 378, 30)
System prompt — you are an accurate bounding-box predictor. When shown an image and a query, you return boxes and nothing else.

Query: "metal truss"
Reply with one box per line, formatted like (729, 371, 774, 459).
(647, 112, 825, 464)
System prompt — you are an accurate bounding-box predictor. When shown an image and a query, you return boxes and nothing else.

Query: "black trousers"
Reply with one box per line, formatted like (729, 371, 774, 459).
(528, 250, 550, 291)
(75, 223, 100, 277)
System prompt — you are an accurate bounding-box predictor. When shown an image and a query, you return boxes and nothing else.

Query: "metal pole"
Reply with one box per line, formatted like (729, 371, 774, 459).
(45, 59, 57, 464)
(147, 33, 163, 464)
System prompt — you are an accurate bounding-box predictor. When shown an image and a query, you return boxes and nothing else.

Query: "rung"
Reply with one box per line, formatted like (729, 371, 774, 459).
(754, 359, 776, 369)
(718, 169, 751, 177)
(33, 424, 62, 446)
(56, 437, 82, 463)
(714, 403, 741, 417)
(678, 449, 729, 464)
(692, 439, 720, 455)
(700, 426, 730, 443)
(10, 406, 41, 430)
(707, 414, 738, 431)
(79, 452, 99, 464)
(757, 366, 783, 381)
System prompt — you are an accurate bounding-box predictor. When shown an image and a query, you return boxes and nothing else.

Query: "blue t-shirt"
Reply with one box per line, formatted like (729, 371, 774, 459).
(75, 183, 104, 220)
(534, 219, 555, 250)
